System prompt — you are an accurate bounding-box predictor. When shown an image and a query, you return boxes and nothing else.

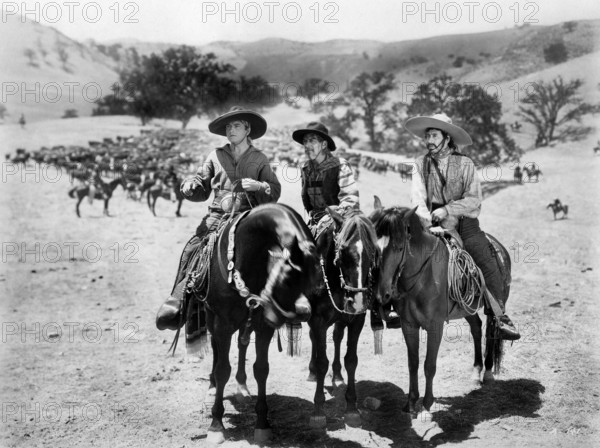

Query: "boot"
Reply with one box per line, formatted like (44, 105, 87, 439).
(156, 279, 186, 331)
(497, 315, 520, 341)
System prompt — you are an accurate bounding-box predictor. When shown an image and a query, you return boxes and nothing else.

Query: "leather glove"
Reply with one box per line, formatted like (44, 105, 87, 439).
(431, 207, 448, 223)
(181, 178, 197, 196)
(241, 178, 263, 192)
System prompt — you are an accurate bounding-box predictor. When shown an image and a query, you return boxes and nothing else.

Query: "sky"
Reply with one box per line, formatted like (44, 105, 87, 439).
(4, 0, 600, 45)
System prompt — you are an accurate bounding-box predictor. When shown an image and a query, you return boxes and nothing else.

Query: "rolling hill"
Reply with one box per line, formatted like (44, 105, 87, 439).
(1, 14, 598, 123)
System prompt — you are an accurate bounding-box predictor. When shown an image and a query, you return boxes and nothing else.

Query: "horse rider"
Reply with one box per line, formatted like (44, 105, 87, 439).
(293, 122, 359, 228)
(85, 164, 105, 204)
(156, 106, 281, 331)
(405, 113, 520, 340)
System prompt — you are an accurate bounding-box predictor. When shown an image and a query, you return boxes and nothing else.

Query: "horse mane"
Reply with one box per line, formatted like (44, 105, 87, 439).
(337, 212, 379, 258)
(370, 206, 411, 250)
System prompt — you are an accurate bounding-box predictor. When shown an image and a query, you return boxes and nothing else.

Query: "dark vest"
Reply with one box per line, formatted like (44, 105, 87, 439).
(301, 157, 341, 213)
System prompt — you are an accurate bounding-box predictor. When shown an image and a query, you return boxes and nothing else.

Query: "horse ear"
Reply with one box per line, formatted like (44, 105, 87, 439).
(327, 207, 344, 228)
(404, 207, 422, 232)
(373, 195, 383, 210)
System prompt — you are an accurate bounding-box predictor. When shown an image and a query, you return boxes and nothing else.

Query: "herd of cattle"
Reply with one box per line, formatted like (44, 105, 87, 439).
(6, 127, 414, 217)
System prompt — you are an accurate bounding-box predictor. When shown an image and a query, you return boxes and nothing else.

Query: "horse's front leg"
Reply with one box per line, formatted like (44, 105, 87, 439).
(176, 199, 183, 217)
(343, 314, 366, 427)
(104, 199, 109, 216)
(76, 195, 84, 218)
(253, 326, 275, 443)
(423, 322, 444, 411)
(236, 331, 251, 397)
(332, 321, 345, 387)
(465, 314, 484, 385)
(307, 326, 317, 382)
(207, 326, 233, 445)
(402, 321, 420, 415)
(308, 317, 329, 429)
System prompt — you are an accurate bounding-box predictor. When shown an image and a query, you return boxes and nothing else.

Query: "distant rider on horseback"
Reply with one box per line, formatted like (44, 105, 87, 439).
(405, 113, 520, 340)
(156, 106, 281, 331)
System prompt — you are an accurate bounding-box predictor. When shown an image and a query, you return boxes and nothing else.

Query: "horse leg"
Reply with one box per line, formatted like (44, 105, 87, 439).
(423, 323, 444, 411)
(104, 199, 109, 216)
(253, 327, 275, 443)
(151, 196, 158, 217)
(465, 314, 484, 385)
(207, 326, 233, 445)
(332, 321, 345, 388)
(176, 199, 182, 217)
(76, 194, 84, 218)
(308, 318, 329, 429)
(401, 322, 420, 415)
(342, 314, 366, 427)
(307, 326, 317, 382)
(236, 331, 251, 398)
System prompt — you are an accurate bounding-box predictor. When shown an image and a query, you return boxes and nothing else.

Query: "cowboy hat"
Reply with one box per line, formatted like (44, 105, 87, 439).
(404, 113, 472, 146)
(292, 122, 337, 151)
(208, 106, 267, 139)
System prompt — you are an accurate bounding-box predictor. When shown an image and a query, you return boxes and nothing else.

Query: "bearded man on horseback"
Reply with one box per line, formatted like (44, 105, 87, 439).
(405, 113, 520, 340)
(156, 106, 281, 331)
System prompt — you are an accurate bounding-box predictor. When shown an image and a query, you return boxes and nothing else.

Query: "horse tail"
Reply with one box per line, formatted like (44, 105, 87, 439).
(487, 314, 504, 375)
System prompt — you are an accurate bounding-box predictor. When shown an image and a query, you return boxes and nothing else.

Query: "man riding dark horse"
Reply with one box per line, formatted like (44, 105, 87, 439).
(155, 106, 281, 336)
(405, 113, 520, 340)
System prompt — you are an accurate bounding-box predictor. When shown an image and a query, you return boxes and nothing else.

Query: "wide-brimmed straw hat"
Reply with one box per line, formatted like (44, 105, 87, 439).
(404, 113, 472, 146)
(208, 106, 267, 139)
(292, 122, 337, 151)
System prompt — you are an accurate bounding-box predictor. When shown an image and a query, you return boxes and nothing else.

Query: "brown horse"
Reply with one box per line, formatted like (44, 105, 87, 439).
(547, 199, 568, 220)
(370, 197, 509, 416)
(68, 176, 125, 217)
(147, 175, 185, 217)
(306, 209, 381, 428)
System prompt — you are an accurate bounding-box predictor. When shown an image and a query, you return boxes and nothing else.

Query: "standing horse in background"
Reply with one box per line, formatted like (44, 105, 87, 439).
(68, 176, 125, 218)
(197, 204, 318, 444)
(370, 198, 510, 416)
(523, 165, 542, 182)
(547, 199, 569, 220)
(147, 174, 185, 217)
(306, 209, 380, 428)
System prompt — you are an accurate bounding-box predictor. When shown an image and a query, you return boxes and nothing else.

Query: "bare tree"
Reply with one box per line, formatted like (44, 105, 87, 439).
(518, 76, 600, 146)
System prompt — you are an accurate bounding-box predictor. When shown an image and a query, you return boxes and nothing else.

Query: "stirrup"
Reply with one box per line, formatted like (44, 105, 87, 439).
(496, 315, 520, 341)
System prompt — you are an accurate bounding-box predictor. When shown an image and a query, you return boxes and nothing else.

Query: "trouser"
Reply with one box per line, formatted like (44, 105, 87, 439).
(458, 217, 507, 315)
(170, 211, 226, 299)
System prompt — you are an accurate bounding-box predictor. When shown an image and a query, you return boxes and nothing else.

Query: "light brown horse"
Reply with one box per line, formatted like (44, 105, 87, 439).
(370, 197, 509, 415)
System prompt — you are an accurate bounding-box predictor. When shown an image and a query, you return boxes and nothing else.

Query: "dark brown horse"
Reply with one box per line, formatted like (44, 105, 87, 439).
(547, 199, 568, 220)
(198, 203, 319, 444)
(147, 175, 185, 217)
(306, 209, 381, 428)
(68, 176, 125, 217)
(370, 197, 509, 416)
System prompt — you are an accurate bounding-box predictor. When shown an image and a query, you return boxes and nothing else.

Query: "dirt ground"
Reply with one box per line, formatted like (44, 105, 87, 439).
(1, 117, 599, 448)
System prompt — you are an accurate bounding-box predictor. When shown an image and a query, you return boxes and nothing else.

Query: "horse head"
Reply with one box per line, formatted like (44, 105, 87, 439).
(238, 205, 319, 328)
(325, 206, 380, 314)
(369, 197, 413, 308)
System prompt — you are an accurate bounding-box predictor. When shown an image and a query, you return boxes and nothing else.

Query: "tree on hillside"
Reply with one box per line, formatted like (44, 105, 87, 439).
(407, 75, 522, 165)
(517, 76, 600, 146)
(345, 71, 396, 151)
(543, 41, 568, 64)
(121, 46, 236, 128)
(320, 107, 360, 148)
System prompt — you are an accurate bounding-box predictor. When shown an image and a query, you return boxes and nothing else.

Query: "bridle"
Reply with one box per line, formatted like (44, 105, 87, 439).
(320, 224, 378, 315)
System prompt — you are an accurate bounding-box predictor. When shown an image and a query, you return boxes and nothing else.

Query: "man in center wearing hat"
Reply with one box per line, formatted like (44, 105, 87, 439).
(156, 106, 281, 331)
(293, 122, 359, 227)
(405, 112, 520, 340)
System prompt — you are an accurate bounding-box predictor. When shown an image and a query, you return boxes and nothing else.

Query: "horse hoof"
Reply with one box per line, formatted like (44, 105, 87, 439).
(344, 412, 361, 428)
(470, 368, 483, 386)
(422, 422, 444, 441)
(332, 377, 345, 388)
(483, 370, 495, 384)
(254, 428, 272, 443)
(206, 430, 225, 445)
(236, 383, 251, 398)
(307, 372, 317, 382)
(309, 415, 327, 429)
